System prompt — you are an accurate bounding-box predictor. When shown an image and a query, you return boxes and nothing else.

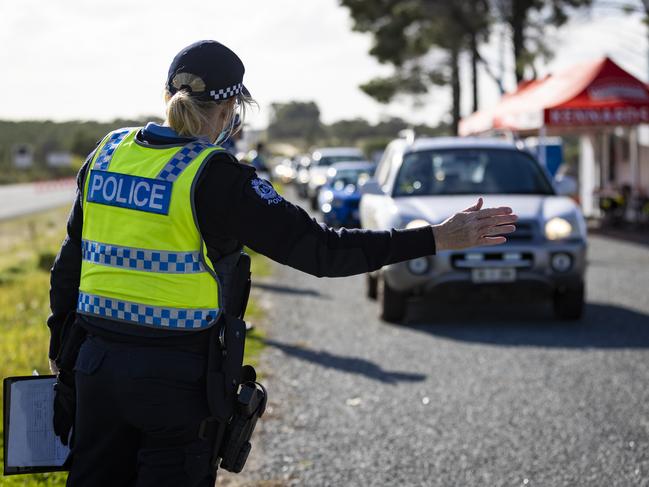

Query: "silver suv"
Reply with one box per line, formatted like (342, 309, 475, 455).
(359, 137, 587, 322)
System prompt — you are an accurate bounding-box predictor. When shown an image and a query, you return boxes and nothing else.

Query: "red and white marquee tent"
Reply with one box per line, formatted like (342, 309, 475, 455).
(460, 57, 649, 136)
(459, 57, 649, 217)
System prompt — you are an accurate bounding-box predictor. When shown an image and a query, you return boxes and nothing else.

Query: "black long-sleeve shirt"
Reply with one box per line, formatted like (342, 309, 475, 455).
(47, 126, 435, 358)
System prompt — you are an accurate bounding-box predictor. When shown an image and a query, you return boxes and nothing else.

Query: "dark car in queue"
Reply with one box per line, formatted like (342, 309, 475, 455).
(318, 162, 374, 227)
(306, 147, 366, 210)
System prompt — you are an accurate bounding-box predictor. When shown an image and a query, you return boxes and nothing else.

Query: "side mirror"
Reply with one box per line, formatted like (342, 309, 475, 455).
(359, 179, 384, 195)
(555, 175, 577, 196)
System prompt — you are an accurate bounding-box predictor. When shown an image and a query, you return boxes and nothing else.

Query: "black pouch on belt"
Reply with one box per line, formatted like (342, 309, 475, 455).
(217, 366, 267, 473)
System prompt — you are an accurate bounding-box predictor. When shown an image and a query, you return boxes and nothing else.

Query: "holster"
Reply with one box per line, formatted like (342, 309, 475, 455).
(200, 251, 266, 475)
(213, 250, 251, 320)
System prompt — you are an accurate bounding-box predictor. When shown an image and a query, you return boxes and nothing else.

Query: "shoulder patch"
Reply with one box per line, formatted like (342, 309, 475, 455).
(251, 178, 283, 205)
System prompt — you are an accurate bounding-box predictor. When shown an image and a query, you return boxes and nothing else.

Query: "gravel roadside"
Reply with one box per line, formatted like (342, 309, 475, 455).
(225, 234, 649, 487)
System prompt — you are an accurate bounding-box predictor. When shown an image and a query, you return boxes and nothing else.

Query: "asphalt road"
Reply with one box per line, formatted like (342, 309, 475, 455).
(234, 196, 649, 486)
(0, 179, 76, 221)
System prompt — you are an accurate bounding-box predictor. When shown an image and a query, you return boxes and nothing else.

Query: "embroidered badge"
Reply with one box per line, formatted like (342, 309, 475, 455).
(251, 178, 283, 205)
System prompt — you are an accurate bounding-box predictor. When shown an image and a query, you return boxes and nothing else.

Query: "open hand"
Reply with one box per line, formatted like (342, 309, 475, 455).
(432, 198, 517, 251)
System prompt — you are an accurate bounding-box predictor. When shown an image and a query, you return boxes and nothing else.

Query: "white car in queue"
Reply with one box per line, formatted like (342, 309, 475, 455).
(359, 137, 587, 323)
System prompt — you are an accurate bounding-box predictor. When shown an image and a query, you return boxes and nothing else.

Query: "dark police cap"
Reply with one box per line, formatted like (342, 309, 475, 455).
(166, 40, 250, 102)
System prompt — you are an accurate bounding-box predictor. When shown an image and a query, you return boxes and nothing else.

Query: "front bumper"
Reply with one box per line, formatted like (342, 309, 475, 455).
(382, 240, 587, 295)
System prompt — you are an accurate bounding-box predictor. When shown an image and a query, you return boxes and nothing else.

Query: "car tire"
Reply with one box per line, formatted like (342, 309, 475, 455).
(378, 276, 407, 323)
(366, 274, 378, 300)
(310, 196, 319, 211)
(553, 281, 584, 321)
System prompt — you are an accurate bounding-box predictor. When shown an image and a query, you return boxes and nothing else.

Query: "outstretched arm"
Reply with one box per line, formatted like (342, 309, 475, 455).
(199, 159, 516, 278)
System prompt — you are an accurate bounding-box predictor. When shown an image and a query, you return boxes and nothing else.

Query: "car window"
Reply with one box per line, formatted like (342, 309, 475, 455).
(316, 155, 365, 166)
(394, 148, 554, 196)
(330, 168, 374, 190)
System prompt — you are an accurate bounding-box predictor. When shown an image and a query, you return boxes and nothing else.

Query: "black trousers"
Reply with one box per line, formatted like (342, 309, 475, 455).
(66, 335, 215, 487)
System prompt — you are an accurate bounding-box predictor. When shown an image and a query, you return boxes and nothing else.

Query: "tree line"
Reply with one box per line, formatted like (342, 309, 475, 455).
(339, 0, 599, 134)
(267, 100, 449, 148)
(0, 107, 445, 184)
(0, 119, 159, 184)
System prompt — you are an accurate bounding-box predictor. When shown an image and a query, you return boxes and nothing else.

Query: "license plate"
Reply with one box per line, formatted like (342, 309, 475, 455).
(471, 268, 517, 283)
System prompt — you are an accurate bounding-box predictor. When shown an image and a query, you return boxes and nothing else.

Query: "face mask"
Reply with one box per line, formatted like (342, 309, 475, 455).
(214, 108, 237, 146)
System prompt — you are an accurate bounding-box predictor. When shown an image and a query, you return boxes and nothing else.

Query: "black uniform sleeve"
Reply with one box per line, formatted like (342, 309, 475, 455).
(195, 154, 435, 278)
(46, 160, 90, 359)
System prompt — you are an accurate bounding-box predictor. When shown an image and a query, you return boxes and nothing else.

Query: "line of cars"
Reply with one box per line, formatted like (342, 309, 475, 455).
(277, 136, 588, 324)
(275, 147, 375, 227)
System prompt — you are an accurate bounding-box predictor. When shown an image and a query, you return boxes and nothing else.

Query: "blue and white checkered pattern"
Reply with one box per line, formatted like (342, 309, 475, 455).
(77, 292, 217, 329)
(209, 82, 243, 101)
(157, 142, 207, 182)
(94, 129, 131, 171)
(82, 240, 204, 273)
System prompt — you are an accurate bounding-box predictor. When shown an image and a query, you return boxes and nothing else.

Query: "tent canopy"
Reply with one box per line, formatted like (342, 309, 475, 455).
(459, 57, 649, 136)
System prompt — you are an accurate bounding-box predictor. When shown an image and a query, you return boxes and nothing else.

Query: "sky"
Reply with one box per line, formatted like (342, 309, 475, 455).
(1, 0, 647, 129)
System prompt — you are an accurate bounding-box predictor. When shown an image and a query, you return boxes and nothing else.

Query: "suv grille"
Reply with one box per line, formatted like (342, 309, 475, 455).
(451, 252, 534, 270)
(506, 220, 537, 241)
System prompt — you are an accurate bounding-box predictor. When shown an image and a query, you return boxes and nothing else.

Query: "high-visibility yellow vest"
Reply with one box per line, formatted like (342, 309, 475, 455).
(77, 128, 224, 330)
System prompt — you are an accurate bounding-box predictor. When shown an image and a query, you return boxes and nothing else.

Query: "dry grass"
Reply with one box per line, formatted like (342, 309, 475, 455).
(0, 207, 271, 486)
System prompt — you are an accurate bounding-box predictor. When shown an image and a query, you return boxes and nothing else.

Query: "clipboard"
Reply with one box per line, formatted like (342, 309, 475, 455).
(3, 375, 70, 475)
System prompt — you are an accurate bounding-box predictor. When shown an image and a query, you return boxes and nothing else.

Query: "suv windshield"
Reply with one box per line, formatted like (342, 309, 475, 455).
(394, 148, 554, 196)
(316, 155, 364, 166)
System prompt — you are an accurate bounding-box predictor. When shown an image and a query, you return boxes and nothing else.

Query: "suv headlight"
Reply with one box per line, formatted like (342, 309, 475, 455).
(545, 217, 575, 240)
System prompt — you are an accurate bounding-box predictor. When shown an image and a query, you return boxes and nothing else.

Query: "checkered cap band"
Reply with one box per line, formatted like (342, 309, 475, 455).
(77, 292, 217, 329)
(94, 129, 131, 171)
(209, 82, 243, 101)
(157, 142, 208, 182)
(82, 240, 205, 273)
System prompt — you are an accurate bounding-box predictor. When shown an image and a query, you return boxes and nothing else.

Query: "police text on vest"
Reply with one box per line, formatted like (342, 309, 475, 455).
(87, 170, 172, 215)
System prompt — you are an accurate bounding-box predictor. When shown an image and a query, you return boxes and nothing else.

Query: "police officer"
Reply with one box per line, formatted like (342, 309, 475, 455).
(47, 40, 517, 487)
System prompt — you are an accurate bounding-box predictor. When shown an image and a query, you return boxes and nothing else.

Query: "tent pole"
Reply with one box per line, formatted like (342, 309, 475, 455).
(600, 131, 609, 191)
(629, 126, 639, 223)
(579, 134, 596, 218)
(600, 131, 609, 189)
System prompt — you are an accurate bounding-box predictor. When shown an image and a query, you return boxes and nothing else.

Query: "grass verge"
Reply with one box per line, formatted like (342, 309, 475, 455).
(0, 208, 271, 486)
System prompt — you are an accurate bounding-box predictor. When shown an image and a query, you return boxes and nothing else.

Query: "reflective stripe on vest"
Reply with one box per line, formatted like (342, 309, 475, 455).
(78, 128, 223, 331)
(78, 292, 217, 329)
(94, 129, 131, 171)
(157, 142, 208, 181)
(82, 239, 205, 274)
